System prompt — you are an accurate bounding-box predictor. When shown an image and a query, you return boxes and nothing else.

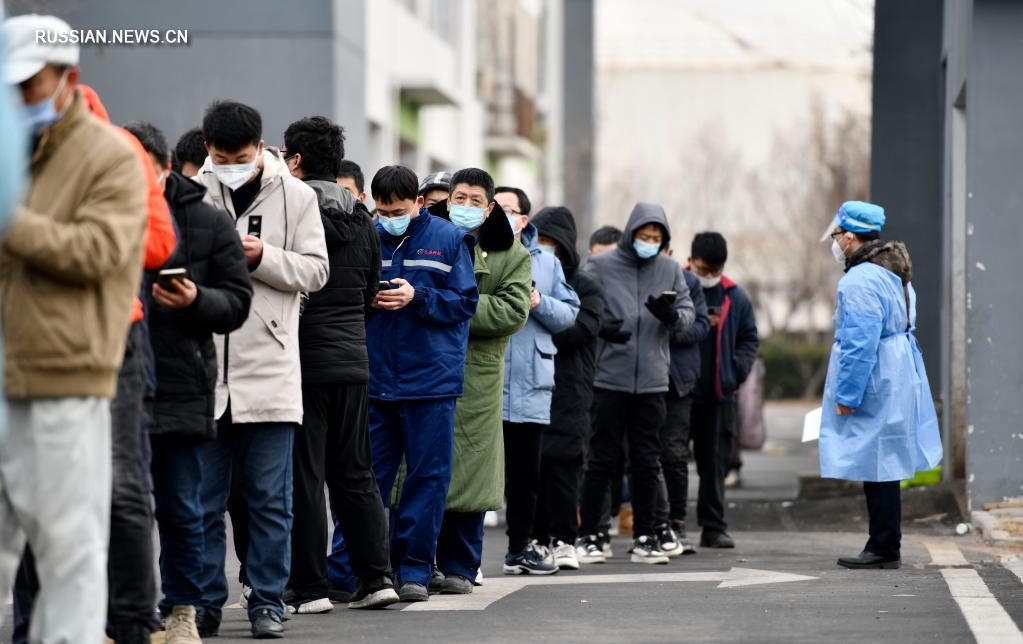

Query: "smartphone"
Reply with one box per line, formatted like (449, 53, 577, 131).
(247, 215, 263, 239)
(158, 267, 188, 288)
(660, 291, 677, 299)
(378, 280, 394, 290)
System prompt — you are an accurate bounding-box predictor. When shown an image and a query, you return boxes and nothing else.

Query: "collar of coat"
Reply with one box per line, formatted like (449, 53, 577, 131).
(845, 240, 913, 285)
(428, 198, 514, 253)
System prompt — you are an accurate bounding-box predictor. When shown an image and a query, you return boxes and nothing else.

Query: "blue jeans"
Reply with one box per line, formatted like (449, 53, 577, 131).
(436, 511, 485, 581)
(198, 417, 295, 622)
(151, 435, 205, 613)
(369, 398, 456, 586)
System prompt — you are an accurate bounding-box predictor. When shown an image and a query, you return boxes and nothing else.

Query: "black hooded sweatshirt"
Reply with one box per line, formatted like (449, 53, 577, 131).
(532, 206, 604, 461)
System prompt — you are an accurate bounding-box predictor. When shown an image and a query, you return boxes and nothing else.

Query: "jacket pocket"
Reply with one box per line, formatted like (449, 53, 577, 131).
(251, 294, 287, 348)
(533, 334, 557, 391)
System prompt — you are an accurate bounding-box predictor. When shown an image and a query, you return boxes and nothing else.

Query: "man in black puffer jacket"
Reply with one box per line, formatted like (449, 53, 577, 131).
(530, 206, 604, 570)
(281, 116, 398, 612)
(124, 122, 253, 640)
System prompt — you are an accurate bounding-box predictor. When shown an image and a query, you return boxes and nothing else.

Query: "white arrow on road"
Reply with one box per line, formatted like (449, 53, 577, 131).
(401, 568, 818, 612)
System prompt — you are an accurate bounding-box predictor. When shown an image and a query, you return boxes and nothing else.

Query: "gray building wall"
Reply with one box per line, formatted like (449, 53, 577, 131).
(8, 0, 347, 155)
(561, 0, 594, 243)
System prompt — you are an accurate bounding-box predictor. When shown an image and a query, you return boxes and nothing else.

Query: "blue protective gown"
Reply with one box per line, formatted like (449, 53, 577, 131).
(819, 262, 943, 482)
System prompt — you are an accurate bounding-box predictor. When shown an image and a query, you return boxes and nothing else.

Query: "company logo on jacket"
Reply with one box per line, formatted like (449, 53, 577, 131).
(418, 248, 443, 257)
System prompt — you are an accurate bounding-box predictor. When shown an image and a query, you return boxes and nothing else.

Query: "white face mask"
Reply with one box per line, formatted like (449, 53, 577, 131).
(697, 274, 721, 289)
(213, 157, 259, 191)
(831, 239, 847, 264)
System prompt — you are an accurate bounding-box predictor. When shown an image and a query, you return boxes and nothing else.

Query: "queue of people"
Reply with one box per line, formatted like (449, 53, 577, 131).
(27, 11, 966, 644)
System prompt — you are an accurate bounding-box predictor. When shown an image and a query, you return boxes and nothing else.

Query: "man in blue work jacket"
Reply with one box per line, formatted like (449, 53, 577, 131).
(365, 165, 479, 603)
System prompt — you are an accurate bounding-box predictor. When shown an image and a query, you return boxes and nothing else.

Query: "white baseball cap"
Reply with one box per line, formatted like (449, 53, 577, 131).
(3, 14, 79, 85)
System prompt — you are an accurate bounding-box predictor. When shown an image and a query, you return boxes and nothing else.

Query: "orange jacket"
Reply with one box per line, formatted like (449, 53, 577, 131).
(79, 84, 176, 321)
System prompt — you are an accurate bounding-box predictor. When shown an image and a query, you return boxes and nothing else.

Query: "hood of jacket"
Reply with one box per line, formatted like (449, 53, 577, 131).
(532, 206, 580, 276)
(846, 240, 912, 285)
(304, 175, 365, 244)
(165, 169, 208, 207)
(619, 202, 672, 259)
(429, 198, 515, 252)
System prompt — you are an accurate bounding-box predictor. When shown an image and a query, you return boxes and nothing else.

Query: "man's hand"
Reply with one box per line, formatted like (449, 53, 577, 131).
(645, 293, 679, 326)
(837, 404, 856, 416)
(242, 235, 264, 267)
(372, 278, 415, 311)
(530, 288, 541, 311)
(153, 278, 198, 309)
(708, 312, 721, 327)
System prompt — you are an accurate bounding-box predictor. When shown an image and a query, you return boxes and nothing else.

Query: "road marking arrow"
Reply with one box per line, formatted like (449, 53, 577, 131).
(401, 568, 818, 612)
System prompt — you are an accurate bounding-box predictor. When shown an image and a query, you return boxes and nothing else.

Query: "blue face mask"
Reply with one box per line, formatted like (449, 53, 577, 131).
(450, 204, 486, 232)
(380, 213, 412, 236)
(22, 69, 69, 134)
(506, 214, 520, 235)
(633, 239, 661, 259)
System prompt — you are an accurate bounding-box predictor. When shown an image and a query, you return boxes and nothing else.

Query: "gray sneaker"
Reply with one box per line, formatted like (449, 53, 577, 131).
(398, 582, 430, 603)
(440, 574, 474, 594)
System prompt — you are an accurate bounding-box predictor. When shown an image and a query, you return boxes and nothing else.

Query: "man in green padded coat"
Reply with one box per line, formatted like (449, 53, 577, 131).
(430, 168, 532, 595)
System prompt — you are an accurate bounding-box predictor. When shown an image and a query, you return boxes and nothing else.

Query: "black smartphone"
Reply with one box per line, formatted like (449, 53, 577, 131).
(378, 280, 394, 290)
(158, 267, 188, 288)
(660, 291, 677, 299)
(247, 215, 263, 238)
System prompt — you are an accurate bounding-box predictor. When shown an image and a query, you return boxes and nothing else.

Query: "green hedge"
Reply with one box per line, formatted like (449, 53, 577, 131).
(760, 335, 831, 400)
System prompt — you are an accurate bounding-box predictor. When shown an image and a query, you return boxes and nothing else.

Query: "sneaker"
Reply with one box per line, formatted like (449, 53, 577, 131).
(552, 540, 580, 570)
(503, 547, 559, 575)
(631, 535, 670, 565)
(672, 523, 697, 555)
(599, 532, 614, 559)
(575, 535, 607, 565)
(531, 540, 556, 566)
(285, 597, 333, 615)
(440, 574, 474, 594)
(195, 608, 220, 638)
(656, 524, 685, 557)
(328, 585, 353, 604)
(724, 469, 742, 488)
(484, 510, 500, 527)
(700, 530, 736, 549)
(474, 569, 484, 586)
(398, 582, 430, 603)
(250, 608, 284, 639)
(239, 584, 252, 609)
(164, 605, 201, 644)
(429, 568, 446, 594)
(349, 577, 400, 609)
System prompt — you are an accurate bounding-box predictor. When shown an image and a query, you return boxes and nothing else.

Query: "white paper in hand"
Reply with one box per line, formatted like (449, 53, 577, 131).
(802, 407, 822, 443)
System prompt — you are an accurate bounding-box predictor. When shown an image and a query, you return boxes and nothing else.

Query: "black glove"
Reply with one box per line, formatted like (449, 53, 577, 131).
(598, 318, 632, 344)
(645, 293, 679, 326)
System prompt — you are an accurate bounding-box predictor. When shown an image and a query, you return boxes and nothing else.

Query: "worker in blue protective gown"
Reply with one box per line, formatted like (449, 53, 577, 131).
(819, 201, 942, 570)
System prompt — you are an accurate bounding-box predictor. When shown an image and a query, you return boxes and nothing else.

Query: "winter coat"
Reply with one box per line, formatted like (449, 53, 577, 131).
(366, 210, 478, 401)
(502, 223, 579, 425)
(444, 204, 532, 512)
(532, 206, 604, 461)
(700, 275, 759, 402)
(669, 270, 710, 398)
(585, 203, 695, 394)
(149, 172, 253, 438)
(820, 241, 942, 482)
(193, 148, 329, 424)
(1, 91, 147, 399)
(299, 176, 380, 385)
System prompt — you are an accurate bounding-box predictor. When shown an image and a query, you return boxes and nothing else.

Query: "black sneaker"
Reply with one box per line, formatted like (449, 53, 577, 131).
(575, 534, 607, 564)
(700, 530, 736, 549)
(398, 582, 430, 603)
(440, 573, 474, 594)
(656, 524, 685, 557)
(429, 568, 446, 594)
(631, 535, 670, 564)
(349, 577, 400, 609)
(837, 550, 901, 570)
(503, 547, 559, 575)
(196, 608, 220, 638)
(250, 608, 284, 639)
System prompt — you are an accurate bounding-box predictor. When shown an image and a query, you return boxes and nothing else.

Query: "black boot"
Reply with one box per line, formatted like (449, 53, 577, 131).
(250, 608, 284, 639)
(837, 550, 901, 569)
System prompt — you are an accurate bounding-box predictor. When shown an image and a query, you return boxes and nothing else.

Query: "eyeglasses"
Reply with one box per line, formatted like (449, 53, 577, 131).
(829, 231, 845, 241)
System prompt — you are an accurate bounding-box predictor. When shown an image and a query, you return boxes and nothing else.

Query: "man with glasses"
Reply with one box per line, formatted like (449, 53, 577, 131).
(686, 232, 759, 550)
(364, 165, 478, 603)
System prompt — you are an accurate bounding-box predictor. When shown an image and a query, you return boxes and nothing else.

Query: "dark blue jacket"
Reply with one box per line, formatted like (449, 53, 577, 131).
(366, 211, 479, 401)
(702, 275, 759, 402)
(669, 270, 710, 398)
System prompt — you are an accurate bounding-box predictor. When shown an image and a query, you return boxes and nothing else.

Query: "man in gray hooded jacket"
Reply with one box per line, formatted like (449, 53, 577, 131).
(577, 203, 695, 565)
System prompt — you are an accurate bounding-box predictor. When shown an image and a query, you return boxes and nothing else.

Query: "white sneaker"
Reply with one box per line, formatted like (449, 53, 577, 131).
(531, 541, 556, 567)
(286, 597, 334, 615)
(600, 534, 614, 559)
(575, 536, 607, 564)
(631, 535, 670, 565)
(657, 525, 685, 557)
(239, 584, 252, 609)
(474, 569, 484, 586)
(164, 605, 201, 644)
(553, 540, 580, 570)
(484, 510, 500, 527)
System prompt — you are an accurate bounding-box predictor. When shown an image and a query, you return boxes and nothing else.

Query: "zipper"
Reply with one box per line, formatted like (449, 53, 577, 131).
(223, 333, 230, 384)
(634, 261, 641, 393)
(384, 235, 409, 399)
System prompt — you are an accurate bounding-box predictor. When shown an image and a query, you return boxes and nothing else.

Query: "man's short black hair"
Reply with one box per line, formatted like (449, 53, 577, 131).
(202, 100, 262, 152)
(495, 186, 531, 215)
(338, 159, 365, 194)
(450, 168, 495, 202)
(371, 165, 419, 204)
(173, 127, 206, 172)
(589, 225, 622, 248)
(691, 231, 728, 267)
(284, 116, 345, 177)
(122, 121, 169, 166)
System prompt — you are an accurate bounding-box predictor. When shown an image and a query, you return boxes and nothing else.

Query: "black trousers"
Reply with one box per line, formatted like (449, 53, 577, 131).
(864, 481, 902, 558)
(534, 456, 583, 545)
(504, 422, 546, 554)
(656, 389, 693, 528)
(288, 383, 391, 599)
(691, 399, 736, 533)
(581, 390, 665, 539)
